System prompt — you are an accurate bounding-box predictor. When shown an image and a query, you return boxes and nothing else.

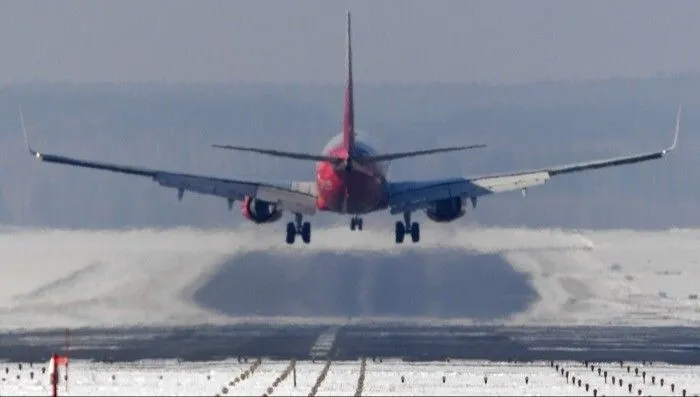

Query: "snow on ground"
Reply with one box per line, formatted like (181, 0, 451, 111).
(1, 225, 700, 330)
(1, 359, 698, 396)
(315, 360, 359, 396)
(270, 361, 325, 396)
(501, 228, 700, 326)
(360, 360, 587, 396)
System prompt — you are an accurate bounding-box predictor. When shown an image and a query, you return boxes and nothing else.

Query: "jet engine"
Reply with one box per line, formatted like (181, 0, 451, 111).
(241, 196, 283, 224)
(425, 197, 466, 223)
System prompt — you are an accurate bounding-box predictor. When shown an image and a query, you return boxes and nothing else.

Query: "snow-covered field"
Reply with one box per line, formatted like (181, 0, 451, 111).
(0, 358, 698, 396)
(0, 225, 700, 330)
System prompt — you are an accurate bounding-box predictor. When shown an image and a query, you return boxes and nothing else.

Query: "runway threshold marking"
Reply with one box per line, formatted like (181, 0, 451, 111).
(309, 326, 340, 360)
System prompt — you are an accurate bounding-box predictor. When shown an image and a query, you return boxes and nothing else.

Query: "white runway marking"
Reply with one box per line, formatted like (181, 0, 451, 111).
(310, 326, 341, 359)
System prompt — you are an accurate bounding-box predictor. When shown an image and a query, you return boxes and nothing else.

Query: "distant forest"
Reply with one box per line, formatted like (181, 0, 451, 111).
(0, 73, 697, 230)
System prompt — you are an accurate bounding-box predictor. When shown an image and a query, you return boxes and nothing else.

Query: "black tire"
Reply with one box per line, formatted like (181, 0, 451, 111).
(410, 222, 420, 243)
(301, 222, 311, 244)
(285, 222, 296, 244)
(395, 221, 405, 244)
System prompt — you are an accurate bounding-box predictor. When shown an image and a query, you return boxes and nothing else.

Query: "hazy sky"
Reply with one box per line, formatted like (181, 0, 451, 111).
(0, 0, 699, 85)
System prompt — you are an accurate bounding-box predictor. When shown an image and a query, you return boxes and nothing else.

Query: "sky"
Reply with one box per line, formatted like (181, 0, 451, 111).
(0, 0, 699, 85)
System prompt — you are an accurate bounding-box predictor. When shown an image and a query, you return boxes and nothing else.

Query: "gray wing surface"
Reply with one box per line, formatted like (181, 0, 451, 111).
(388, 107, 681, 215)
(20, 113, 317, 215)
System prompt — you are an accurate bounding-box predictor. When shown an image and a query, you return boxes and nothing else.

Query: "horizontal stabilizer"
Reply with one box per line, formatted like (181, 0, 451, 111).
(213, 143, 487, 164)
(212, 144, 341, 163)
(359, 144, 486, 163)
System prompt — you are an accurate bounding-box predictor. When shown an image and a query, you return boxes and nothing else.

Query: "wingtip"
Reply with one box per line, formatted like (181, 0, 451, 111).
(663, 104, 682, 154)
(18, 106, 39, 157)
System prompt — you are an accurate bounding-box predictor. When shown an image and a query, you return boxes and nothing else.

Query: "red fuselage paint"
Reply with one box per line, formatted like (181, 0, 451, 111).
(315, 12, 388, 214)
(315, 142, 388, 214)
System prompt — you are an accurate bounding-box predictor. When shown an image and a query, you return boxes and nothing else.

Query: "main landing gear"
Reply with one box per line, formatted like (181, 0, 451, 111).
(395, 211, 420, 244)
(286, 213, 311, 244)
(350, 215, 363, 231)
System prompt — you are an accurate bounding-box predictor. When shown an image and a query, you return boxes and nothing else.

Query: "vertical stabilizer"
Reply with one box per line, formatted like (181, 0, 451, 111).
(342, 10, 355, 155)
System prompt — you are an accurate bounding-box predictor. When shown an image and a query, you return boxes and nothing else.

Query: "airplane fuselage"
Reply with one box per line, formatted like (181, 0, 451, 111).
(18, 10, 680, 247)
(315, 136, 389, 214)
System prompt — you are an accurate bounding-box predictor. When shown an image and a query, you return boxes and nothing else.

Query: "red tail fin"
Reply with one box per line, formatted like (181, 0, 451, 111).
(342, 10, 355, 155)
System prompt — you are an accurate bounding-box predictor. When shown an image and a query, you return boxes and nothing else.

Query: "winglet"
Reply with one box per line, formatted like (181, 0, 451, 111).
(664, 104, 682, 155)
(19, 107, 40, 158)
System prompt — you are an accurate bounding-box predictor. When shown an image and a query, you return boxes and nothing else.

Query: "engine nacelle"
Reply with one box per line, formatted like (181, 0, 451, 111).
(425, 197, 466, 223)
(241, 196, 283, 224)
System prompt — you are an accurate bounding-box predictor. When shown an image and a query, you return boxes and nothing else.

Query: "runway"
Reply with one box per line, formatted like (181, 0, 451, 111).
(193, 249, 536, 319)
(2, 324, 700, 364)
(3, 226, 700, 369)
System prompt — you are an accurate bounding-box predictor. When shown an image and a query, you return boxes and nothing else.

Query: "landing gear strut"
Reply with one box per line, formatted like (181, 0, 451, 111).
(395, 211, 420, 244)
(350, 215, 364, 231)
(286, 213, 311, 244)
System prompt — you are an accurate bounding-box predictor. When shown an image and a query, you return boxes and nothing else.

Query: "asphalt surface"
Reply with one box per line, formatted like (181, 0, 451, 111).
(2, 324, 700, 364)
(194, 249, 537, 319)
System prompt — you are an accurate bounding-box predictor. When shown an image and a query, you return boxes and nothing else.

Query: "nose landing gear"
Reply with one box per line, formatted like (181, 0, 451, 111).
(350, 215, 363, 231)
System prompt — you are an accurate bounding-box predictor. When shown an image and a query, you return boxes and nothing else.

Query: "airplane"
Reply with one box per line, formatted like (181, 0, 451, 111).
(21, 11, 681, 245)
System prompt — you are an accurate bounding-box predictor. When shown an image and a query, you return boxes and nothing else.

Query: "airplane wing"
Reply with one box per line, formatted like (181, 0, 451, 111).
(20, 111, 318, 215)
(387, 107, 681, 215)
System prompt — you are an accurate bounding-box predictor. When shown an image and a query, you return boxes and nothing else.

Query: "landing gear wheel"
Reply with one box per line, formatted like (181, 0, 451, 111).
(301, 222, 311, 244)
(395, 211, 420, 244)
(410, 222, 420, 243)
(350, 216, 364, 231)
(285, 222, 296, 244)
(395, 221, 405, 244)
(286, 213, 311, 245)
